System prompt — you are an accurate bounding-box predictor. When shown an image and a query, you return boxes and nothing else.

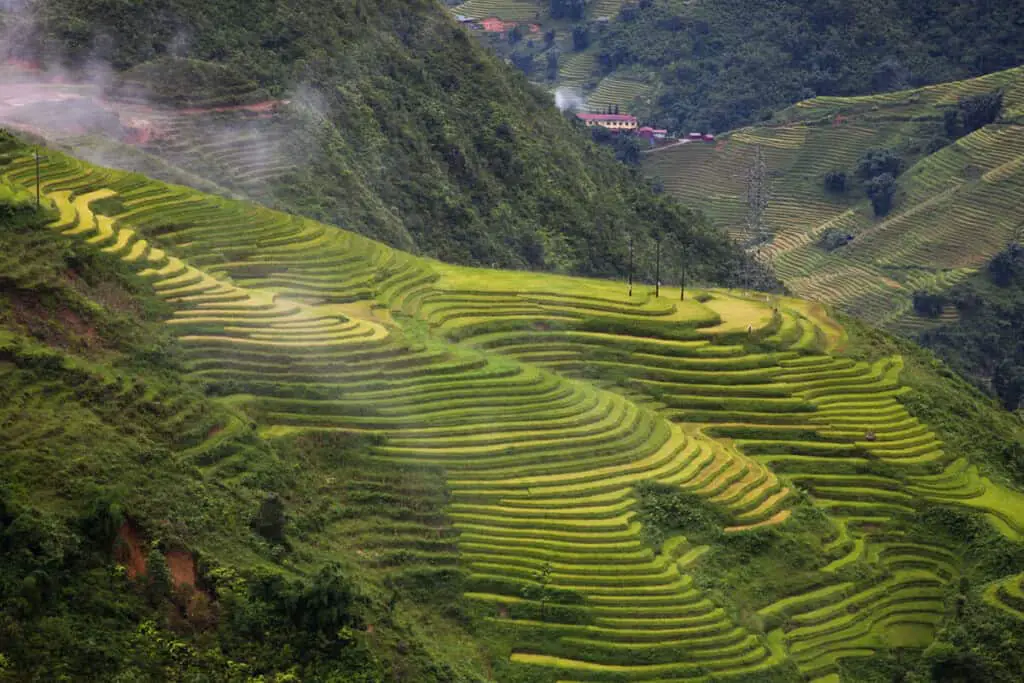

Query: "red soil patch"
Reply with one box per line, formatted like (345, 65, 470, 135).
(115, 522, 147, 579)
(6, 291, 101, 352)
(206, 423, 225, 439)
(177, 99, 289, 116)
(166, 550, 198, 590)
(57, 307, 99, 347)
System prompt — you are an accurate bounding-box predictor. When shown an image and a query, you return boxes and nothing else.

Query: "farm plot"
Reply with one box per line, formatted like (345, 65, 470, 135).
(4, 148, 1022, 682)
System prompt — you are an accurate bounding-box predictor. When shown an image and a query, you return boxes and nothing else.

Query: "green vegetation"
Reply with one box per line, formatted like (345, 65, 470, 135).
(917, 243, 1024, 416)
(643, 66, 1024, 333)
(0, 142, 488, 679)
(454, 0, 1024, 135)
(14, 0, 750, 282)
(2, 135, 1023, 681)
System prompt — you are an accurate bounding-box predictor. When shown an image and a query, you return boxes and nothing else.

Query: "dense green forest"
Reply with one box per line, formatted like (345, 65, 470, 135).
(595, 0, 1024, 133)
(0, 0, 757, 282)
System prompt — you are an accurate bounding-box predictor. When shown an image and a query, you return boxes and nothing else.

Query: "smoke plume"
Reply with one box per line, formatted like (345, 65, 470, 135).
(554, 87, 586, 113)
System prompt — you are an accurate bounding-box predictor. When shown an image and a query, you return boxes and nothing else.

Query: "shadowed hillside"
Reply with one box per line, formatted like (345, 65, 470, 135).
(3, 135, 1023, 682)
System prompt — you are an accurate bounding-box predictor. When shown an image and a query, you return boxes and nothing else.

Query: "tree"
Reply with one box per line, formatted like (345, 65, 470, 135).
(912, 290, 946, 317)
(823, 170, 847, 193)
(252, 494, 287, 544)
(960, 90, 1004, 134)
(988, 243, 1024, 287)
(551, 0, 586, 21)
(818, 227, 852, 251)
(865, 172, 897, 216)
(144, 543, 172, 606)
(993, 360, 1024, 411)
(613, 134, 642, 165)
(509, 51, 535, 76)
(572, 25, 590, 52)
(856, 149, 904, 180)
(944, 91, 1003, 139)
(520, 562, 555, 620)
(545, 51, 559, 81)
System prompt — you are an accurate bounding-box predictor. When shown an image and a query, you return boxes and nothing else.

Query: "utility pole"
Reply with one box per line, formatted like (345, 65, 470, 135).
(35, 148, 40, 209)
(679, 244, 686, 301)
(744, 144, 769, 291)
(628, 231, 634, 297)
(655, 236, 661, 298)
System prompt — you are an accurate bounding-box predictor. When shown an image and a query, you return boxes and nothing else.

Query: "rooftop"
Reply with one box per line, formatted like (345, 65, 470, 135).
(576, 113, 638, 122)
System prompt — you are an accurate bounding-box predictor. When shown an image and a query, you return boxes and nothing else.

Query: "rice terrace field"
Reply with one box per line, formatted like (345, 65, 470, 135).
(644, 66, 1024, 333)
(4, 146, 1023, 682)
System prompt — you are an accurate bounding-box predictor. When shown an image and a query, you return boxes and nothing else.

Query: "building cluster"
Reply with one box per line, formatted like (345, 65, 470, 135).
(454, 14, 541, 36)
(575, 112, 715, 145)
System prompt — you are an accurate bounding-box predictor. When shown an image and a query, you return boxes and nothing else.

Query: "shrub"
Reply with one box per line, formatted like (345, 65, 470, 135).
(856, 148, 905, 180)
(865, 172, 897, 216)
(823, 170, 847, 193)
(635, 481, 732, 550)
(572, 25, 590, 51)
(987, 243, 1024, 287)
(252, 494, 287, 544)
(912, 290, 947, 317)
(945, 90, 1004, 138)
(818, 227, 853, 251)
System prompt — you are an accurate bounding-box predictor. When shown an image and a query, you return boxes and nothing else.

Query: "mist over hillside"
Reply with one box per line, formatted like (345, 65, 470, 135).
(0, 0, 761, 286)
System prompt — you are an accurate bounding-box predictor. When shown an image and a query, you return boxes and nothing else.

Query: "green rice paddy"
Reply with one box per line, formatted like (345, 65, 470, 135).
(5, 148, 1023, 682)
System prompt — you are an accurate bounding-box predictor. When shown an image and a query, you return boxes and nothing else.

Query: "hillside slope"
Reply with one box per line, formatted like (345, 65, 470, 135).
(0, 0, 748, 280)
(643, 66, 1024, 330)
(3, 138, 1023, 681)
(452, 0, 1024, 134)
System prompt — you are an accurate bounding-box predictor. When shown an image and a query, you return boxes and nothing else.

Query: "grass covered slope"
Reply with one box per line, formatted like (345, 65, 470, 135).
(6, 0, 744, 279)
(644, 66, 1024, 330)
(0, 167, 492, 679)
(3, 139, 1023, 682)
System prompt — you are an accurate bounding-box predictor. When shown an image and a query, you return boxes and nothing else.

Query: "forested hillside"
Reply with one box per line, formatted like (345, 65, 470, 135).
(454, 0, 1024, 135)
(599, 0, 1024, 133)
(0, 0, 751, 280)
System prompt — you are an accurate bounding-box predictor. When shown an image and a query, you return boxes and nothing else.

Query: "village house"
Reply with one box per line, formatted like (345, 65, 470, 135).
(637, 126, 668, 142)
(575, 113, 639, 131)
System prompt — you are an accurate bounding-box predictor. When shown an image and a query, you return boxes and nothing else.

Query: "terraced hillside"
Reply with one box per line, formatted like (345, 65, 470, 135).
(644, 66, 1024, 331)
(5, 147, 1024, 682)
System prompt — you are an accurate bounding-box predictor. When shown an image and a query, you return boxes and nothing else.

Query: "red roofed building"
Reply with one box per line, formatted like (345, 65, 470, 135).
(576, 113, 638, 132)
(637, 126, 668, 141)
(480, 17, 516, 33)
